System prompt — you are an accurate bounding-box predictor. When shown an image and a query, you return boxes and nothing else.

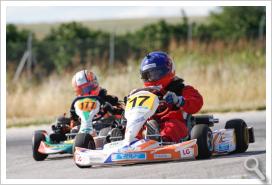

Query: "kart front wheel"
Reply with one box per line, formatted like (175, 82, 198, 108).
(73, 133, 96, 168)
(32, 130, 48, 161)
(73, 133, 96, 150)
(225, 119, 249, 153)
(190, 124, 213, 159)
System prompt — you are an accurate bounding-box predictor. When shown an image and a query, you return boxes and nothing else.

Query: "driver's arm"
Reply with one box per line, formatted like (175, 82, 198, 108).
(181, 85, 203, 114)
(70, 100, 79, 122)
(99, 88, 119, 106)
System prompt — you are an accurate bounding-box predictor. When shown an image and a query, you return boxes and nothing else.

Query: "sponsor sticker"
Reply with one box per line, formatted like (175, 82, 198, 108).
(75, 154, 83, 162)
(218, 143, 230, 152)
(214, 142, 231, 152)
(154, 154, 172, 159)
(75, 154, 90, 165)
(181, 148, 194, 158)
(142, 63, 156, 71)
(111, 152, 146, 161)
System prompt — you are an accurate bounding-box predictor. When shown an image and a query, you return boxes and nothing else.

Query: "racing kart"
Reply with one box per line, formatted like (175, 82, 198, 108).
(74, 87, 255, 168)
(32, 96, 125, 161)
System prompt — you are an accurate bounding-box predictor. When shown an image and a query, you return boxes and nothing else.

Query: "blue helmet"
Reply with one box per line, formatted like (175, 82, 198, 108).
(140, 51, 175, 87)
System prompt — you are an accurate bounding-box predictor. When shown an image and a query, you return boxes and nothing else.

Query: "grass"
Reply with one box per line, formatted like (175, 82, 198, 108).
(15, 16, 206, 39)
(7, 40, 266, 127)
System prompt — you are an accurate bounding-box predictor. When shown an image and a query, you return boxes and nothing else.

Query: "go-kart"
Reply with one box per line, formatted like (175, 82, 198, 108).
(32, 96, 125, 161)
(74, 87, 255, 168)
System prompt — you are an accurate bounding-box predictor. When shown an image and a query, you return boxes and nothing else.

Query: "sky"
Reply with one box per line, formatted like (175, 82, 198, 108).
(6, 6, 217, 24)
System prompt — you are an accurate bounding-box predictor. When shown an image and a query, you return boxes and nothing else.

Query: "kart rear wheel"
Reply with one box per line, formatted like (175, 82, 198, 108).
(225, 119, 249, 153)
(190, 124, 213, 159)
(73, 133, 96, 168)
(99, 127, 111, 137)
(99, 127, 112, 144)
(32, 130, 48, 161)
(109, 128, 123, 142)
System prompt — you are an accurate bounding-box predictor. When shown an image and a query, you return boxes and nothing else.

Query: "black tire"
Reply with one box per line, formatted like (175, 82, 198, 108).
(225, 119, 249, 153)
(190, 124, 213, 159)
(109, 128, 123, 142)
(32, 130, 48, 161)
(73, 133, 96, 168)
(98, 127, 112, 145)
(99, 127, 111, 136)
(73, 133, 96, 151)
(98, 127, 112, 144)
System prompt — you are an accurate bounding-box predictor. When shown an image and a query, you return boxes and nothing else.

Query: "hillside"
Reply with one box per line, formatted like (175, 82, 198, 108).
(15, 16, 206, 39)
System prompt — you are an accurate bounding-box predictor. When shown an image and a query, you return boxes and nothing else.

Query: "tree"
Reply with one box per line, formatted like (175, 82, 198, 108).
(209, 6, 266, 39)
(6, 24, 31, 64)
(43, 22, 91, 72)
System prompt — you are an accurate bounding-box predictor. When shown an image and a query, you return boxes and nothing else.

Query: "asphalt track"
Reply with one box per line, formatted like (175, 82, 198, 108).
(6, 111, 266, 179)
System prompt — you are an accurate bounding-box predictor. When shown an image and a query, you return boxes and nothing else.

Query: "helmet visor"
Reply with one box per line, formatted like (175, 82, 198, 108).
(141, 67, 169, 82)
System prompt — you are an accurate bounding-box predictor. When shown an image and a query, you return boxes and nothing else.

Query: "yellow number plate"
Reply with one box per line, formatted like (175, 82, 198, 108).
(125, 93, 156, 111)
(77, 98, 97, 112)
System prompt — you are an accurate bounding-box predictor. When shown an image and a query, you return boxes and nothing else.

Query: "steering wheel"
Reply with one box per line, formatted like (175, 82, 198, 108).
(155, 100, 172, 117)
(129, 86, 165, 98)
(128, 87, 172, 117)
(92, 102, 114, 121)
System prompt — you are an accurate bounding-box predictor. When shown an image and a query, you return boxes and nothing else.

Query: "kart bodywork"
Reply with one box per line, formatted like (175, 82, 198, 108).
(32, 96, 125, 161)
(74, 89, 255, 167)
(74, 139, 198, 166)
(37, 131, 74, 154)
(74, 126, 253, 166)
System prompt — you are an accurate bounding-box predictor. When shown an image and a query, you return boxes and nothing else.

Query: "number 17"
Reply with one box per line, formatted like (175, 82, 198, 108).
(129, 95, 150, 108)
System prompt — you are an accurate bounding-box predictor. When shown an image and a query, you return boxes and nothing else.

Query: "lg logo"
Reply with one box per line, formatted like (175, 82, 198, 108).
(182, 148, 191, 156)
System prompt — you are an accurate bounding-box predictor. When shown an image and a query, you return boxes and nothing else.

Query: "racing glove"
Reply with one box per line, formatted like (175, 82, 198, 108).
(163, 91, 185, 107)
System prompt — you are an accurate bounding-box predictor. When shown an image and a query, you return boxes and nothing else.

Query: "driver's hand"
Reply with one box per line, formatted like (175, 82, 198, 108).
(104, 102, 114, 113)
(163, 91, 185, 107)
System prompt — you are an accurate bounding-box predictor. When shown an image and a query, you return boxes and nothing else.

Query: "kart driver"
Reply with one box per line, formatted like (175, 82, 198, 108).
(50, 69, 123, 142)
(139, 51, 203, 142)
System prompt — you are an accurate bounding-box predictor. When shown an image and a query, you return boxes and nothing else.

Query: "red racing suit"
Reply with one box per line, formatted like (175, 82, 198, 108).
(155, 77, 203, 142)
